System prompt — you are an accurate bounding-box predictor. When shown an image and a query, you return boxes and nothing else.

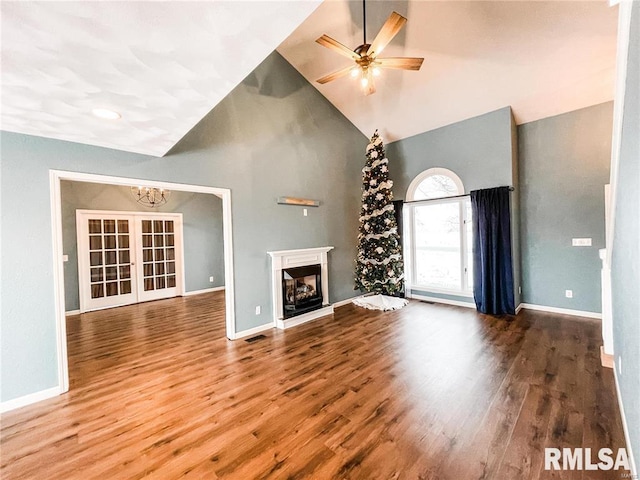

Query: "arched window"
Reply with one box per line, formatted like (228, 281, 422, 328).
(406, 167, 464, 201)
(405, 168, 473, 296)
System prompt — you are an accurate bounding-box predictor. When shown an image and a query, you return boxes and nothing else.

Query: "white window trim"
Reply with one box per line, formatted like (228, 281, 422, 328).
(404, 168, 472, 298)
(406, 167, 465, 201)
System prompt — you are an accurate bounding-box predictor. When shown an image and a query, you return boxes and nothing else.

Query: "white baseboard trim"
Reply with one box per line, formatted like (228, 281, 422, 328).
(65, 309, 80, 316)
(519, 303, 601, 319)
(276, 305, 334, 330)
(1, 386, 61, 413)
(183, 286, 225, 297)
(332, 296, 359, 308)
(614, 362, 638, 477)
(410, 293, 476, 309)
(234, 323, 273, 340)
(515, 303, 524, 314)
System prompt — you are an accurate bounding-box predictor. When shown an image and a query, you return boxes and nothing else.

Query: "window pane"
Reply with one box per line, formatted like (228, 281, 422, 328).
(88, 219, 102, 234)
(120, 281, 132, 294)
(90, 252, 103, 266)
(89, 236, 102, 250)
(414, 174, 460, 200)
(117, 220, 129, 233)
(414, 202, 461, 290)
(91, 283, 104, 299)
(103, 220, 116, 233)
(105, 251, 117, 265)
(466, 201, 474, 290)
(90, 268, 103, 282)
(105, 266, 118, 281)
(106, 282, 118, 296)
(118, 235, 129, 249)
(104, 235, 116, 249)
(119, 265, 130, 279)
(119, 250, 130, 264)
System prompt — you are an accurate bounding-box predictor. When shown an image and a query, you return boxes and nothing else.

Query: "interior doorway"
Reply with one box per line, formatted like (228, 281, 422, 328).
(50, 170, 236, 395)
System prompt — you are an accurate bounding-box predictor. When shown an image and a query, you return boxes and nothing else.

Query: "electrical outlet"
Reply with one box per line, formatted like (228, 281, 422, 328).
(209, 276, 214, 283)
(62, 254, 69, 262)
(255, 306, 261, 315)
(565, 290, 573, 298)
(518, 286, 522, 295)
(303, 208, 308, 217)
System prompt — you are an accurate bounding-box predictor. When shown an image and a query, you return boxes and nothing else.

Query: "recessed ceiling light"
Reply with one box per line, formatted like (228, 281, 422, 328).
(92, 108, 121, 120)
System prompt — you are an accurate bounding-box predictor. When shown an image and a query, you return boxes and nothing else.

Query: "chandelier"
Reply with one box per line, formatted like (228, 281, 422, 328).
(130, 186, 170, 208)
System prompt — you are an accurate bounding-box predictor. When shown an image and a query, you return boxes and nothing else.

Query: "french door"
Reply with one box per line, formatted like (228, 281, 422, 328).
(77, 210, 183, 312)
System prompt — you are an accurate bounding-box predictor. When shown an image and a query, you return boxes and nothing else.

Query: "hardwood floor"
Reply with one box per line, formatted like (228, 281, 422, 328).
(0, 292, 629, 479)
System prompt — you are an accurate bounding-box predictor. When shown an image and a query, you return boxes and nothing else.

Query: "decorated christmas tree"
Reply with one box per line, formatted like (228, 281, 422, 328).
(354, 130, 405, 299)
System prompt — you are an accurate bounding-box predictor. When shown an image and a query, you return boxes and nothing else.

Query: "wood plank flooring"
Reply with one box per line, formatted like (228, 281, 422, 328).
(0, 292, 629, 479)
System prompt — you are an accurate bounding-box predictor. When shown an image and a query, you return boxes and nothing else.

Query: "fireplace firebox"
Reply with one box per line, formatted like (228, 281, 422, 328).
(282, 264, 323, 319)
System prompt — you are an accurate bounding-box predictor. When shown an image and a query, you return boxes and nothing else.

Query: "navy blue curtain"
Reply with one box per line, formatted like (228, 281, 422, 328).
(470, 187, 515, 315)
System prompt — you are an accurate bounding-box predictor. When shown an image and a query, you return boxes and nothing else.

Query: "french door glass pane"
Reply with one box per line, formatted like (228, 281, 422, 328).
(89, 220, 102, 234)
(91, 284, 104, 299)
(120, 281, 132, 294)
(414, 202, 461, 290)
(89, 236, 102, 250)
(87, 218, 132, 301)
(141, 219, 176, 293)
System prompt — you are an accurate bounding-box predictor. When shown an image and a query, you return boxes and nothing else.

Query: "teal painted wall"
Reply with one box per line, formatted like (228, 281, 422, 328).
(0, 52, 366, 402)
(386, 107, 520, 305)
(61, 181, 225, 312)
(518, 102, 613, 313)
(611, 1, 640, 470)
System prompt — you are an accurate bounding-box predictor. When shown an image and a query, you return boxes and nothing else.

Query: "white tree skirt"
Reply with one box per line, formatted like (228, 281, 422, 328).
(352, 294, 408, 311)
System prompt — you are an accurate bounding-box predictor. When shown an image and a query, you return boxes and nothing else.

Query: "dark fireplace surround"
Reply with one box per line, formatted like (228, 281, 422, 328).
(282, 264, 323, 319)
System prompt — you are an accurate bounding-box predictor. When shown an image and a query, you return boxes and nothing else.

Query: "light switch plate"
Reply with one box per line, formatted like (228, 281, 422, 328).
(572, 238, 592, 246)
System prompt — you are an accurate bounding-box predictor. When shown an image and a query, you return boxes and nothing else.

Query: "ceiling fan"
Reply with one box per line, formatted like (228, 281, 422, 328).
(315, 2, 424, 95)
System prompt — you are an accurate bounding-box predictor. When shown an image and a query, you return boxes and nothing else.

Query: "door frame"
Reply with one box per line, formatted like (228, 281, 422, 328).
(50, 170, 236, 395)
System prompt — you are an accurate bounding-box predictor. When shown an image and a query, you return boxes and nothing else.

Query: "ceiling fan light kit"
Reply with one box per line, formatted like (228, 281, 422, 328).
(315, 2, 424, 96)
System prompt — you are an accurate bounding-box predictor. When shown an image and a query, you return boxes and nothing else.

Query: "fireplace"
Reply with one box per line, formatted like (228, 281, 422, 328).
(268, 247, 334, 329)
(282, 264, 322, 319)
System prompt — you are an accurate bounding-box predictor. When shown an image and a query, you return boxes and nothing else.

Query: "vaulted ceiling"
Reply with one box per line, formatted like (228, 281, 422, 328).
(278, 0, 619, 142)
(1, 1, 618, 156)
(0, 1, 323, 156)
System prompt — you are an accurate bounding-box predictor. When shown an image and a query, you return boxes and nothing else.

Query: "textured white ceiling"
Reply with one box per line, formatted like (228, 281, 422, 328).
(1, 1, 619, 155)
(277, 0, 619, 142)
(0, 1, 322, 156)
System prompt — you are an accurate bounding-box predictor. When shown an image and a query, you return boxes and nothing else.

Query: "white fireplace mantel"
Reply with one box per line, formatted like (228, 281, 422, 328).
(267, 246, 334, 329)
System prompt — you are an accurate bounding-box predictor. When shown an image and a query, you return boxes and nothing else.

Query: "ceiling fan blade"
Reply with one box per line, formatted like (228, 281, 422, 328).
(375, 57, 424, 71)
(316, 66, 355, 84)
(316, 34, 361, 60)
(366, 11, 407, 58)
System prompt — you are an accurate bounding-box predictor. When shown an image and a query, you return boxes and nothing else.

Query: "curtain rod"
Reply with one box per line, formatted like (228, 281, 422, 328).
(403, 186, 514, 204)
